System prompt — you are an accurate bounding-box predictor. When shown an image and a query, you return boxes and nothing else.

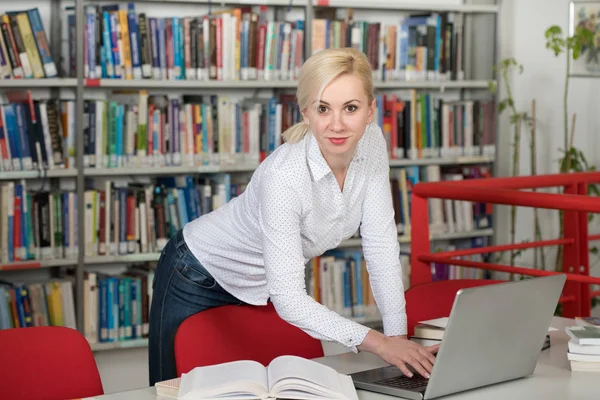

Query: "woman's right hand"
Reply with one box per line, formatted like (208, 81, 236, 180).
(358, 329, 439, 379)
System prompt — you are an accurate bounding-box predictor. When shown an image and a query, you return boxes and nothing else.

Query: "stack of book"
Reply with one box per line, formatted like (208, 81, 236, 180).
(410, 317, 553, 351)
(566, 317, 600, 372)
(409, 318, 446, 347)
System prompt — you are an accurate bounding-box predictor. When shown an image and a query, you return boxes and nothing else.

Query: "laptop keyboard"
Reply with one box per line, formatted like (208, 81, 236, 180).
(373, 374, 429, 390)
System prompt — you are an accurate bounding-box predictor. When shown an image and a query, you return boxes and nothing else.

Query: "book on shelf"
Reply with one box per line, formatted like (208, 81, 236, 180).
(72, 90, 495, 172)
(390, 164, 494, 238)
(0, 280, 76, 330)
(79, 174, 249, 259)
(0, 263, 155, 347)
(157, 355, 358, 400)
(0, 181, 78, 264)
(65, 3, 305, 82)
(0, 92, 71, 173)
(78, 92, 288, 170)
(0, 87, 496, 174)
(431, 237, 492, 281)
(379, 93, 496, 161)
(90, 267, 154, 344)
(305, 249, 393, 324)
(306, 238, 495, 327)
(58, 2, 475, 84)
(0, 163, 496, 337)
(0, 8, 57, 80)
(2, 145, 494, 287)
(312, 8, 464, 82)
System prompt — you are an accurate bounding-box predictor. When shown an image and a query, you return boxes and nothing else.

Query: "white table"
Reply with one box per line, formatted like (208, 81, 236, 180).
(88, 317, 598, 399)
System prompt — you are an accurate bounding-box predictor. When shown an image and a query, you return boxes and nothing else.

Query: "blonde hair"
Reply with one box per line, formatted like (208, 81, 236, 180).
(282, 47, 375, 144)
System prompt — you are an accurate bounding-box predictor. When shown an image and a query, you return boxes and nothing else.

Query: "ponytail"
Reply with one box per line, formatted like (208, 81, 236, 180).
(282, 121, 310, 144)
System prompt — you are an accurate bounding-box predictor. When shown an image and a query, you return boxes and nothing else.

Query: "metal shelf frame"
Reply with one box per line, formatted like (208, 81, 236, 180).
(0, 78, 77, 88)
(0, 169, 78, 180)
(83, 79, 300, 89)
(312, 1, 499, 13)
(0, 0, 502, 339)
(79, 78, 493, 90)
(0, 155, 494, 180)
(0, 228, 495, 271)
(86, 0, 309, 6)
(89, 310, 383, 351)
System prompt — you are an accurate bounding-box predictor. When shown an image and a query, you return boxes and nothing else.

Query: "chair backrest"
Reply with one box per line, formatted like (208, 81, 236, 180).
(405, 279, 505, 336)
(174, 302, 325, 375)
(0, 326, 104, 400)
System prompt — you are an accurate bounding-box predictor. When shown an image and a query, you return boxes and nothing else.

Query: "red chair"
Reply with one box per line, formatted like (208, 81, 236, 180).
(405, 279, 506, 336)
(0, 326, 104, 400)
(174, 302, 325, 375)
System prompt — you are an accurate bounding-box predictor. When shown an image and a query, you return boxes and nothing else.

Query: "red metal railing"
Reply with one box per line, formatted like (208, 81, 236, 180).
(410, 171, 600, 318)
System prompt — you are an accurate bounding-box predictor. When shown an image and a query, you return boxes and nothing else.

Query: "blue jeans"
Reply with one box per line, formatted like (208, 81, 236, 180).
(148, 229, 243, 386)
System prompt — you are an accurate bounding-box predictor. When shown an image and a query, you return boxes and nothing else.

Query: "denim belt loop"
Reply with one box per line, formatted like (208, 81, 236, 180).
(176, 229, 187, 251)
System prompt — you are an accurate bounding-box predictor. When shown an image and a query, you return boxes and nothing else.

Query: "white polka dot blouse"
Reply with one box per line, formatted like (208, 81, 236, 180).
(183, 122, 407, 352)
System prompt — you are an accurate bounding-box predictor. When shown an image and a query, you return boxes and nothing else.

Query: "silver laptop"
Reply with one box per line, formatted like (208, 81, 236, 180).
(351, 274, 566, 399)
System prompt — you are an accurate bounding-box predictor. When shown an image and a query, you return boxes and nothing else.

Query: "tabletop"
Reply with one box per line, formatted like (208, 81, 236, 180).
(86, 317, 598, 400)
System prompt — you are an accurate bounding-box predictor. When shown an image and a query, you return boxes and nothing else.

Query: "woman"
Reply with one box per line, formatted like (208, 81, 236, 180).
(148, 47, 438, 386)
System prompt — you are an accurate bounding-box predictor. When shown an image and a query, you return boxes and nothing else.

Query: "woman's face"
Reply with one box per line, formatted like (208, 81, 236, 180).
(302, 73, 375, 164)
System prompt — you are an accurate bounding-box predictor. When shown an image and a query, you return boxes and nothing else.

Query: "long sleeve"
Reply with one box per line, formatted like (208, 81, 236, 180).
(258, 169, 371, 352)
(359, 131, 407, 337)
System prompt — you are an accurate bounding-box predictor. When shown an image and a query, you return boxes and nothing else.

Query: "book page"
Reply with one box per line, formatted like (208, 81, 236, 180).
(179, 360, 269, 399)
(267, 356, 355, 399)
(268, 375, 358, 400)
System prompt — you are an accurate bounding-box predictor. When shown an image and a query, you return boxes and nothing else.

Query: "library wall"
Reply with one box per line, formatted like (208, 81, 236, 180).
(498, 0, 600, 281)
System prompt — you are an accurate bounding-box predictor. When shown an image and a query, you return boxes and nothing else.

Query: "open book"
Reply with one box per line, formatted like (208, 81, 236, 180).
(177, 355, 358, 400)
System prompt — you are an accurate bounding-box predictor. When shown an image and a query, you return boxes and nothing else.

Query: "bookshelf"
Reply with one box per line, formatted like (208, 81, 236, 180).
(79, 79, 494, 90)
(0, 229, 493, 270)
(373, 80, 491, 89)
(0, 78, 78, 88)
(87, 312, 386, 352)
(84, 163, 259, 177)
(0, 0, 501, 355)
(0, 155, 494, 181)
(83, 79, 301, 89)
(0, 168, 79, 180)
(338, 228, 494, 248)
(309, 1, 500, 13)
(0, 258, 79, 271)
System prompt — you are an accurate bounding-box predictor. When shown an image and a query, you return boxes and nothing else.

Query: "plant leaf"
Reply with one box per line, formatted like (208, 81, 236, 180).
(498, 99, 508, 113)
(545, 25, 566, 56)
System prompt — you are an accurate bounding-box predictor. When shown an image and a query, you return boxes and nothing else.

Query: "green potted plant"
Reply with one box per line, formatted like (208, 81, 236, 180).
(489, 59, 544, 274)
(544, 24, 599, 274)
